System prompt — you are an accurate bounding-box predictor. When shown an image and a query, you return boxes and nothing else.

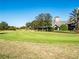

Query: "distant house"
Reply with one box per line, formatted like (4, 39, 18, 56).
(53, 16, 66, 31)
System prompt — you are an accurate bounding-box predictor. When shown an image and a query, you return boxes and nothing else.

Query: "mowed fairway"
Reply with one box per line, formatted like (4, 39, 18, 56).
(0, 30, 79, 59)
(0, 30, 79, 44)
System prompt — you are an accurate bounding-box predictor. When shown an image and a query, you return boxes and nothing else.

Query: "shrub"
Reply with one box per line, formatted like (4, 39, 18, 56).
(48, 27, 54, 32)
(60, 24, 68, 31)
(8, 26, 16, 30)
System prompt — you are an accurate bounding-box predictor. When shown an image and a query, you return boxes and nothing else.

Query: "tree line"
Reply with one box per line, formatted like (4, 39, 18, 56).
(0, 8, 79, 32)
(0, 21, 16, 30)
(25, 8, 79, 31)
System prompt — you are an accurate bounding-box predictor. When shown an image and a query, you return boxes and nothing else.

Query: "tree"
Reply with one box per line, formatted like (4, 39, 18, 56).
(35, 13, 52, 27)
(31, 20, 39, 30)
(44, 13, 52, 26)
(26, 22, 31, 29)
(60, 24, 68, 31)
(8, 26, 16, 30)
(33, 13, 52, 31)
(0, 21, 8, 30)
(20, 26, 26, 29)
(26, 13, 53, 31)
(70, 8, 79, 30)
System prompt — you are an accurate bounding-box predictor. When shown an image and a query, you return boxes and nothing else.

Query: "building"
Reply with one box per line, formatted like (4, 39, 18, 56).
(54, 16, 61, 27)
(53, 16, 66, 30)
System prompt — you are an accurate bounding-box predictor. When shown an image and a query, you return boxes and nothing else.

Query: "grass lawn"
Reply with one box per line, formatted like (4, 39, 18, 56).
(0, 30, 79, 44)
(0, 30, 79, 59)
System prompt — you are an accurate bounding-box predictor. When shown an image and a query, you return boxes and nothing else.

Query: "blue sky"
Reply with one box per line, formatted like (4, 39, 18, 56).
(0, 0, 79, 27)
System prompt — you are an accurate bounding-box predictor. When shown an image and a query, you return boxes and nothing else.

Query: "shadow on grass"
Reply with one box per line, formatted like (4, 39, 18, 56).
(53, 31, 79, 34)
(0, 32, 7, 34)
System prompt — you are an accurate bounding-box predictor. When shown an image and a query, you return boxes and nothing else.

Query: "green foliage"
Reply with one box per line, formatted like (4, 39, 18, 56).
(26, 22, 31, 28)
(35, 13, 52, 27)
(48, 27, 54, 32)
(20, 26, 26, 29)
(26, 13, 53, 31)
(8, 26, 16, 30)
(31, 20, 38, 29)
(0, 21, 8, 30)
(60, 24, 68, 31)
(69, 8, 79, 30)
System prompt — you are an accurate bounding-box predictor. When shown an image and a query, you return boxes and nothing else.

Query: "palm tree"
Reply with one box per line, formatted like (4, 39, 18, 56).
(70, 8, 79, 30)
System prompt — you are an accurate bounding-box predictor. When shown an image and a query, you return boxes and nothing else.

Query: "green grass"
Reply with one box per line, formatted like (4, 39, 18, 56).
(0, 30, 79, 44)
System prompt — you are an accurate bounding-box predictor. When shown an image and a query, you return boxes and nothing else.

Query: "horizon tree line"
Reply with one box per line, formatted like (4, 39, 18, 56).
(0, 8, 79, 32)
